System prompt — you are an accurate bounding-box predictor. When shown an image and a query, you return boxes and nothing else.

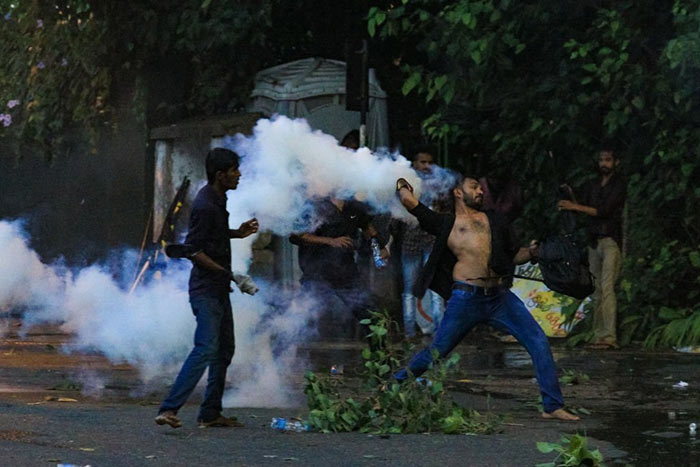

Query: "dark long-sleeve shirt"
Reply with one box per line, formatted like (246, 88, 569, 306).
(185, 184, 232, 297)
(290, 199, 372, 288)
(579, 173, 627, 247)
(408, 203, 519, 300)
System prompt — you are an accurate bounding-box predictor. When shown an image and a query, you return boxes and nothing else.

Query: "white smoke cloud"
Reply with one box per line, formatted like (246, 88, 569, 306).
(0, 116, 458, 408)
(224, 116, 422, 236)
(0, 221, 63, 314)
(223, 283, 321, 408)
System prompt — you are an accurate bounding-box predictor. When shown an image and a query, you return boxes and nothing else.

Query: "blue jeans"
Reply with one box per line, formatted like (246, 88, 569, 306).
(394, 285, 565, 413)
(159, 293, 235, 422)
(402, 250, 444, 337)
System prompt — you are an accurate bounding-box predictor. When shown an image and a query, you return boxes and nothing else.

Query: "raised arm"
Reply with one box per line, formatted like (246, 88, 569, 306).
(396, 178, 446, 237)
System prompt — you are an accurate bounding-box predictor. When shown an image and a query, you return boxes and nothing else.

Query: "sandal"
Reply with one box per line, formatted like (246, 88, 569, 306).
(155, 411, 182, 428)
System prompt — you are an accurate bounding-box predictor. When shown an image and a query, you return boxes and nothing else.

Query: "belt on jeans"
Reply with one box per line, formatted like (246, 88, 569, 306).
(452, 282, 507, 296)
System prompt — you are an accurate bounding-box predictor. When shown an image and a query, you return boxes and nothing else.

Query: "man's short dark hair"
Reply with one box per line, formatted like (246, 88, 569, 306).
(599, 143, 619, 160)
(340, 129, 360, 149)
(412, 144, 437, 161)
(453, 173, 478, 191)
(206, 148, 240, 183)
(447, 173, 477, 213)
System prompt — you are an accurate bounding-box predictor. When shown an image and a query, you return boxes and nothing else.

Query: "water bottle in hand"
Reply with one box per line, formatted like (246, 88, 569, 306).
(371, 238, 387, 269)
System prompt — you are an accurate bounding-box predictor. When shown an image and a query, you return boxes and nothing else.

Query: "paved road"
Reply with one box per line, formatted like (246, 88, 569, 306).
(2, 323, 699, 466)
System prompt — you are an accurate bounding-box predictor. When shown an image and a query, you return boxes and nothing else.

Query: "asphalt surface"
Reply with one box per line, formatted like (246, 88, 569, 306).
(1, 322, 699, 466)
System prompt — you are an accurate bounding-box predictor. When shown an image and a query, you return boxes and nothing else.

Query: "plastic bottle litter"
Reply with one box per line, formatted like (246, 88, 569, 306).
(370, 238, 387, 269)
(330, 364, 344, 376)
(690, 422, 697, 436)
(416, 377, 433, 388)
(270, 417, 309, 432)
(672, 381, 689, 389)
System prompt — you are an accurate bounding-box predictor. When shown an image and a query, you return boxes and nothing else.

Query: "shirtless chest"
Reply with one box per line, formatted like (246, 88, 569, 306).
(447, 212, 492, 280)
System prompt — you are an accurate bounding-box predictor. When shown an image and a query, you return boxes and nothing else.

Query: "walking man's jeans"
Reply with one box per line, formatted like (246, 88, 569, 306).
(588, 237, 621, 345)
(394, 287, 565, 413)
(402, 249, 444, 337)
(159, 293, 235, 422)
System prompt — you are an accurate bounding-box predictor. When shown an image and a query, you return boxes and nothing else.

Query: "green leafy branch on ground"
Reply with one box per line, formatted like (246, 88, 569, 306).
(536, 433, 606, 467)
(304, 309, 500, 434)
(559, 369, 590, 386)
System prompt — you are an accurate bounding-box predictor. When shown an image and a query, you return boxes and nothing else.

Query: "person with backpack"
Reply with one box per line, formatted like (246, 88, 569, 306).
(393, 174, 580, 421)
(558, 147, 626, 349)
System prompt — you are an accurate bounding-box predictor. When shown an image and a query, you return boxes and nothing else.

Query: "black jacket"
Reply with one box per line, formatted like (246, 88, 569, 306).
(408, 203, 519, 300)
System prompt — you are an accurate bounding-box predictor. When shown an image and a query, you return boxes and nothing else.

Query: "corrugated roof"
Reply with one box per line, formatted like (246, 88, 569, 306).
(250, 58, 387, 101)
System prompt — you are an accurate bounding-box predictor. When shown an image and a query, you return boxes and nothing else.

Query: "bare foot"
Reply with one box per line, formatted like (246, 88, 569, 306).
(542, 408, 580, 421)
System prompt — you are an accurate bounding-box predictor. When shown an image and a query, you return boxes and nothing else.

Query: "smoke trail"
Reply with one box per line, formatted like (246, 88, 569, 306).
(223, 115, 422, 239)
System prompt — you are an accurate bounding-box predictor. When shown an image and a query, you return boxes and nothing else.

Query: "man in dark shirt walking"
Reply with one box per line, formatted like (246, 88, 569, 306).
(155, 148, 259, 429)
(558, 148, 626, 349)
(394, 175, 579, 421)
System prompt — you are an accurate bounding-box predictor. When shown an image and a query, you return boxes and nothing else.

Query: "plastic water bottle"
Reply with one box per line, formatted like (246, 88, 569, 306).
(690, 422, 697, 436)
(370, 238, 387, 269)
(270, 417, 309, 432)
(416, 377, 433, 388)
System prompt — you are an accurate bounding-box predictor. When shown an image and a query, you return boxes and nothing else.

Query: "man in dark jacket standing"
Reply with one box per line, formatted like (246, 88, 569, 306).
(155, 148, 259, 429)
(558, 148, 626, 349)
(394, 175, 579, 421)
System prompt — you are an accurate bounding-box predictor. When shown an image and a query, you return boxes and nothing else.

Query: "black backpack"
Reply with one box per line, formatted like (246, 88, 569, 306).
(536, 234, 594, 299)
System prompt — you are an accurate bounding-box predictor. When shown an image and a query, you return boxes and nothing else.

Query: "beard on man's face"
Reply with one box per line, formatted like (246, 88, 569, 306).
(464, 193, 483, 209)
(598, 165, 612, 175)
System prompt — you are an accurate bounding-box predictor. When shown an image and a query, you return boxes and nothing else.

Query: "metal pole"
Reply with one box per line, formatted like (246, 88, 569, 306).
(359, 39, 368, 148)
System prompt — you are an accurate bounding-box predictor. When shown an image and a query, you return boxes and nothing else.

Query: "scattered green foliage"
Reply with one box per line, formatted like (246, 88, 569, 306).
(524, 396, 543, 413)
(559, 369, 590, 386)
(50, 379, 83, 391)
(568, 406, 592, 416)
(304, 309, 500, 434)
(536, 433, 606, 467)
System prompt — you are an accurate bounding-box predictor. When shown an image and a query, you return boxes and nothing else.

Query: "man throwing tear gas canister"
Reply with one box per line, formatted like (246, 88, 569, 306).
(393, 176, 579, 421)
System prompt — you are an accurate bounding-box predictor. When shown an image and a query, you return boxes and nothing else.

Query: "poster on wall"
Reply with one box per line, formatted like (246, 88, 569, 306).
(511, 263, 590, 337)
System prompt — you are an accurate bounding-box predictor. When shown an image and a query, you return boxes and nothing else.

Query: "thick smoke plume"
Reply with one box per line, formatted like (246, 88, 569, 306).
(224, 116, 421, 234)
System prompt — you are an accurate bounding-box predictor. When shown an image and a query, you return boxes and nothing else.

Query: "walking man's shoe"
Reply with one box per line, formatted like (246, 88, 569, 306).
(155, 410, 182, 428)
(198, 415, 244, 428)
